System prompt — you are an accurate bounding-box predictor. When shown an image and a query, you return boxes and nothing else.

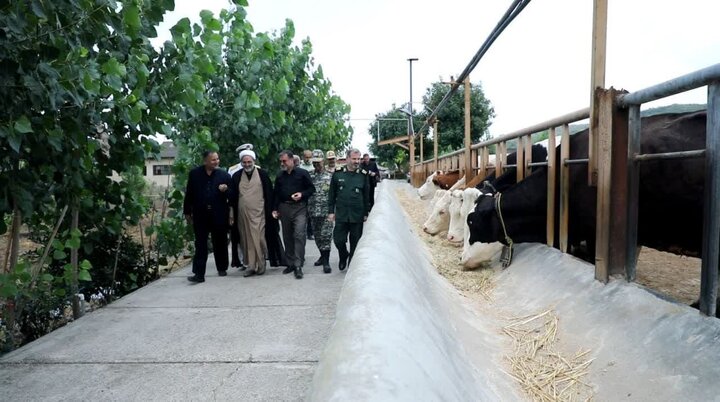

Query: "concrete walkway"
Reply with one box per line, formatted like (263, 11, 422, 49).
(0, 243, 345, 400)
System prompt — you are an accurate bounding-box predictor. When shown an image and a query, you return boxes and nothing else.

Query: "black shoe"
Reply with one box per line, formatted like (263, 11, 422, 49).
(231, 260, 241, 268)
(187, 275, 205, 283)
(321, 250, 331, 273)
(294, 266, 304, 279)
(218, 270, 227, 277)
(323, 266, 331, 274)
(239, 264, 247, 271)
(338, 256, 347, 271)
(313, 257, 323, 266)
(282, 266, 295, 274)
(243, 270, 257, 277)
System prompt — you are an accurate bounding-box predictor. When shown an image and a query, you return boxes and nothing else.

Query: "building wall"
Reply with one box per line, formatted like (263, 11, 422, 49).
(144, 157, 175, 188)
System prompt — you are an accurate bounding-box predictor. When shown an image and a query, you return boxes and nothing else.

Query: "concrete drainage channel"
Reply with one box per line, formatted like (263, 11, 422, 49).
(310, 181, 720, 401)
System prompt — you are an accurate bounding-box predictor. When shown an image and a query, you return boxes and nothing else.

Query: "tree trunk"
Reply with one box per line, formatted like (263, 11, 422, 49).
(32, 205, 69, 280)
(2, 205, 21, 351)
(70, 206, 81, 319)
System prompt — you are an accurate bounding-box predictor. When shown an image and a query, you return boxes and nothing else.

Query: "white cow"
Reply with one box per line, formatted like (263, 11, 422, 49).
(446, 190, 465, 244)
(429, 189, 446, 211)
(417, 171, 440, 199)
(458, 187, 503, 270)
(422, 190, 452, 235)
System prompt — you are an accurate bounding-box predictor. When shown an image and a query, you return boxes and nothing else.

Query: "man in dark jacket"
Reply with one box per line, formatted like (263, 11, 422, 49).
(328, 148, 370, 271)
(272, 150, 315, 279)
(183, 151, 232, 283)
(360, 153, 380, 210)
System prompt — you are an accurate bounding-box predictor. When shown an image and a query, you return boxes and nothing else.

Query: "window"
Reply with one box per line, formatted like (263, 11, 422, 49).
(153, 165, 172, 175)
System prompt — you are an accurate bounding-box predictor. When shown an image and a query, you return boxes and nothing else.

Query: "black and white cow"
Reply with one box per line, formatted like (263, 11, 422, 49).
(466, 111, 707, 260)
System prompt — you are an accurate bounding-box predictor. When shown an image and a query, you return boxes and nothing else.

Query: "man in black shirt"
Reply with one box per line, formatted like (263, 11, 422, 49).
(183, 151, 232, 283)
(360, 153, 380, 210)
(272, 150, 316, 279)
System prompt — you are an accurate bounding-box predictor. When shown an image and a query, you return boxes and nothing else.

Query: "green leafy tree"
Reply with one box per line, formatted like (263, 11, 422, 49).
(418, 80, 495, 154)
(187, 15, 352, 172)
(367, 108, 421, 169)
(0, 0, 228, 349)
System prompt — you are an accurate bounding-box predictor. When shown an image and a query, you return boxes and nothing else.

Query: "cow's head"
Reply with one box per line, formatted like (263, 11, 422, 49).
(446, 190, 465, 243)
(423, 190, 452, 235)
(467, 168, 549, 246)
(417, 171, 441, 199)
(466, 195, 501, 245)
(432, 169, 461, 190)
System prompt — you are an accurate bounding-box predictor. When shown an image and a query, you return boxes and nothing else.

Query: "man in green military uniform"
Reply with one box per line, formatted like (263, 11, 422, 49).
(327, 148, 370, 271)
(308, 149, 334, 273)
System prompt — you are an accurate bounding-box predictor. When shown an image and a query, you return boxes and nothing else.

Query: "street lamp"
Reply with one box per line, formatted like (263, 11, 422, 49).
(407, 58, 418, 136)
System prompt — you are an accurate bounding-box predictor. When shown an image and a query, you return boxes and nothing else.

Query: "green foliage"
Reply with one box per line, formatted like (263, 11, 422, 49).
(0, 0, 353, 353)
(368, 80, 495, 167)
(184, 15, 353, 171)
(419, 81, 495, 153)
(367, 109, 420, 169)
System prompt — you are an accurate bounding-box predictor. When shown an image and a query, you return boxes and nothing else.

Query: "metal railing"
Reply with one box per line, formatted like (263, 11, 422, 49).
(615, 63, 720, 316)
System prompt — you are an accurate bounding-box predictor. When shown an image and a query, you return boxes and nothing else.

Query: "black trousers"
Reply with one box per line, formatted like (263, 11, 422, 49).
(192, 210, 229, 278)
(333, 221, 364, 262)
(230, 221, 241, 266)
(369, 184, 376, 210)
(278, 202, 308, 268)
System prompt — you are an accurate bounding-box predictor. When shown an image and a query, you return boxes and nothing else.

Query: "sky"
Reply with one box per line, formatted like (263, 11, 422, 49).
(155, 0, 720, 155)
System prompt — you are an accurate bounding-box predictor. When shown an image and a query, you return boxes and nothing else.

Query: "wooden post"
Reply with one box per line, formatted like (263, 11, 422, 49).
(433, 120, 439, 172)
(419, 129, 424, 166)
(560, 124, 570, 253)
(496, 142, 506, 178)
(515, 136, 525, 183)
(464, 76, 473, 182)
(480, 147, 488, 179)
(546, 127, 557, 247)
(594, 87, 628, 282)
(524, 133, 532, 178)
(589, 0, 608, 186)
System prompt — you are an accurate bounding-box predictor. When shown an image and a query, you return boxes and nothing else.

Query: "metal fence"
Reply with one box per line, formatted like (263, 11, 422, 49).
(410, 62, 720, 316)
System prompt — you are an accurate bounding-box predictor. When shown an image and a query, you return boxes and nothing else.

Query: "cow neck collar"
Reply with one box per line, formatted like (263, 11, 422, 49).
(494, 192, 514, 268)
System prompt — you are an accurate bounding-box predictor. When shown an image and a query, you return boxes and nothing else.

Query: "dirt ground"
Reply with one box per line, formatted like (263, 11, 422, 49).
(635, 248, 701, 305)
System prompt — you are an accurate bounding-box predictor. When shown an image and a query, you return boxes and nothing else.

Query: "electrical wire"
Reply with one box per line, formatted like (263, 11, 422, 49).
(417, 0, 532, 137)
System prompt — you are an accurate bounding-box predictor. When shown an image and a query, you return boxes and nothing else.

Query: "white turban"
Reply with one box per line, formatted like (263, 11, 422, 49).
(239, 149, 256, 161)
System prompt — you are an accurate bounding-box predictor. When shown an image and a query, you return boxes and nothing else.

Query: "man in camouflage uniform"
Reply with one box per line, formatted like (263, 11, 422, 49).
(308, 149, 334, 273)
(327, 148, 370, 271)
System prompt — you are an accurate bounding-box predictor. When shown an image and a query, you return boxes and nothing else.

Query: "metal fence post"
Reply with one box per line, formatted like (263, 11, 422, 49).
(700, 82, 720, 317)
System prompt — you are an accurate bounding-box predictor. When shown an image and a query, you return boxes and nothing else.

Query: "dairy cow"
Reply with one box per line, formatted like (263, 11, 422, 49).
(467, 111, 707, 262)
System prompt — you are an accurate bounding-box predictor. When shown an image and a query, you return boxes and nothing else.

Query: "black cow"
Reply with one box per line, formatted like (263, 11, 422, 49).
(467, 111, 707, 260)
(476, 144, 548, 194)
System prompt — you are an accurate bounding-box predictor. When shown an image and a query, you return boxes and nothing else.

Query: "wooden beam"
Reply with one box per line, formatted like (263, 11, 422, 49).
(395, 143, 408, 150)
(560, 124, 570, 253)
(546, 127, 556, 247)
(594, 87, 612, 282)
(378, 135, 409, 146)
(589, 0, 608, 187)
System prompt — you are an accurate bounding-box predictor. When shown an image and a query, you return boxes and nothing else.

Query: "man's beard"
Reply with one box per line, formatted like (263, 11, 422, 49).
(280, 164, 288, 171)
(243, 165, 254, 172)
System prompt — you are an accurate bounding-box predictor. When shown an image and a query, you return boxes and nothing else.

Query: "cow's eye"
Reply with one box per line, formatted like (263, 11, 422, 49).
(439, 210, 445, 215)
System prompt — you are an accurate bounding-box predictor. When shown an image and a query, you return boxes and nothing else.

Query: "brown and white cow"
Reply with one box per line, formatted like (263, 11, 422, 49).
(422, 190, 453, 235)
(417, 170, 464, 200)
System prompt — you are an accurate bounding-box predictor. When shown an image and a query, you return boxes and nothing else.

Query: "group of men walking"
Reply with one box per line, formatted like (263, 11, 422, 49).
(182, 146, 379, 283)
